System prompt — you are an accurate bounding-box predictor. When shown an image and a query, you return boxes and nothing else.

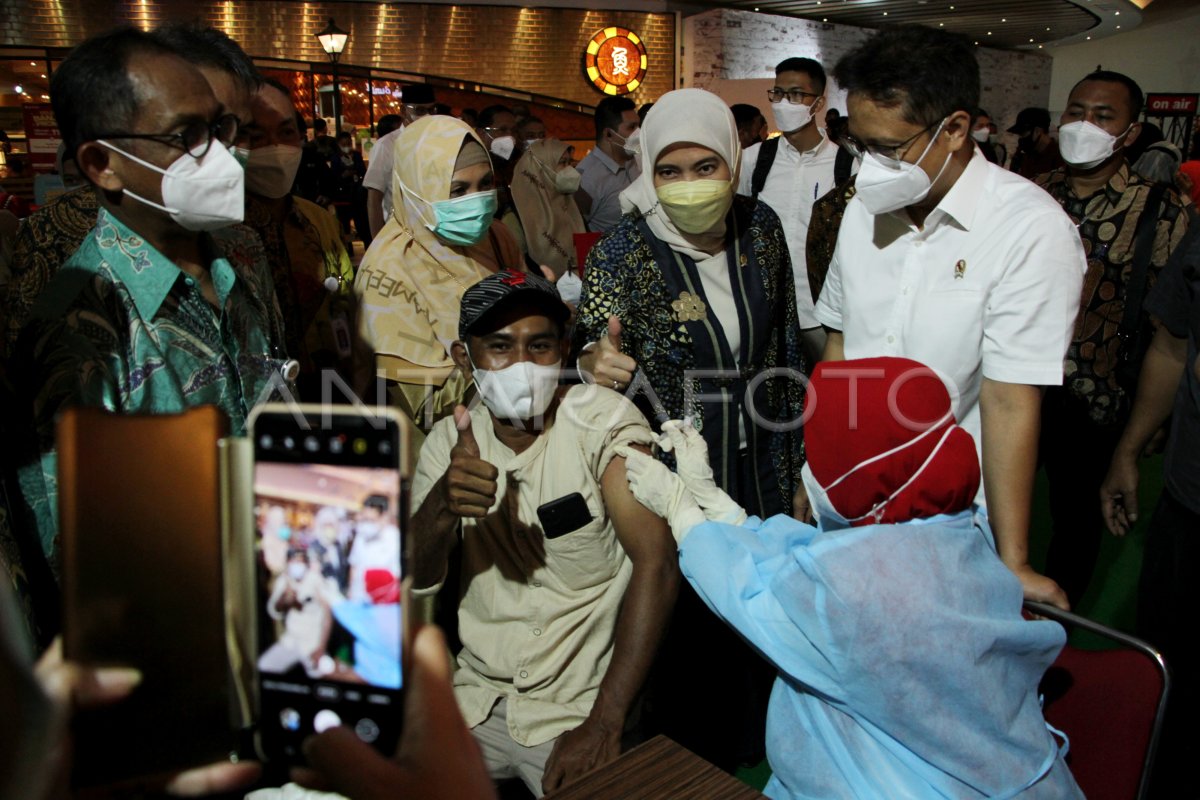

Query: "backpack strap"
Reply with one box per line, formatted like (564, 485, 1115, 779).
(833, 144, 853, 186)
(750, 137, 781, 200)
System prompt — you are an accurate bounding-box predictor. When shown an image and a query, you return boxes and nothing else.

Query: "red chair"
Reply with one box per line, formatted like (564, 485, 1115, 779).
(1025, 601, 1170, 800)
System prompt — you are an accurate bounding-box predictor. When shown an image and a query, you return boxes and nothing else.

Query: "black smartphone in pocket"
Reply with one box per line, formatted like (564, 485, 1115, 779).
(538, 492, 594, 539)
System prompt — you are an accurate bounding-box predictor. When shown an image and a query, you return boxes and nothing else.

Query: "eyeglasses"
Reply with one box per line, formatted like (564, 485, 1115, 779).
(94, 113, 240, 160)
(482, 126, 514, 137)
(767, 88, 820, 105)
(839, 120, 938, 162)
(404, 104, 434, 118)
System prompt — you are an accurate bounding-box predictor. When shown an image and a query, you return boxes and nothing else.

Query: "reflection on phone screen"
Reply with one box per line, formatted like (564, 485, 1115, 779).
(252, 424, 405, 762)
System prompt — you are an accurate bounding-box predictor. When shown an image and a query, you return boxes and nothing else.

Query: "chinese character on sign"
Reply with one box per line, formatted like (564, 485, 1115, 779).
(612, 46, 629, 77)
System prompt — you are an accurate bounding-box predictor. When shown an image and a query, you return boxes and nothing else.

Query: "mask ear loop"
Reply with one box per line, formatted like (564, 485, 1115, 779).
(823, 410, 956, 494)
(846, 424, 958, 524)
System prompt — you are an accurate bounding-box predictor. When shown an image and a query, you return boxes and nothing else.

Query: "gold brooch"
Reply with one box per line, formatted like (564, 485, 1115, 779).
(672, 291, 707, 322)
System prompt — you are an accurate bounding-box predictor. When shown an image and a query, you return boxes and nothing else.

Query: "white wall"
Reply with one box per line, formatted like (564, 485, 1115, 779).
(1046, 5, 1200, 119)
(684, 8, 1054, 152)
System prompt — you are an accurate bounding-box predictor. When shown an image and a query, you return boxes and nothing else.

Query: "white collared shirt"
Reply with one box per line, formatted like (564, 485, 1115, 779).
(738, 133, 850, 328)
(814, 151, 1086, 505)
(363, 126, 404, 218)
(577, 146, 641, 233)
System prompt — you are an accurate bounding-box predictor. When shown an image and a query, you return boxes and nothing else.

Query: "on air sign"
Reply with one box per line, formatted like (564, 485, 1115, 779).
(1145, 93, 1198, 116)
(584, 27, 648, 96)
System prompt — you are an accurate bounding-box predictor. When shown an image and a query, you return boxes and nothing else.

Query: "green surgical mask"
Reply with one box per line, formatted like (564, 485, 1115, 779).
(655, 179, 734, 235)
(401, 181, 499, 247)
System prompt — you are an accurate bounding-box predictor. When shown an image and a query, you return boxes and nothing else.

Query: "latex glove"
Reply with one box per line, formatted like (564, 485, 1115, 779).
(657, 419, 746, 524)
(615, 446, 706, 541)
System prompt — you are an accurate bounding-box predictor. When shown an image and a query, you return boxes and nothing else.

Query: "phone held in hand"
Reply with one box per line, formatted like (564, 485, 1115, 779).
(249, 403, 411, 765)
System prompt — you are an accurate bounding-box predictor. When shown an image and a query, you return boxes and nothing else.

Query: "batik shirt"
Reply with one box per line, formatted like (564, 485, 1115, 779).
(573, 197, 806, 517)
(12, 208, 288, 570)
(244, 194, 355, 398)
(1038, 165, 1190, 425)
(0, 184, 99, 358)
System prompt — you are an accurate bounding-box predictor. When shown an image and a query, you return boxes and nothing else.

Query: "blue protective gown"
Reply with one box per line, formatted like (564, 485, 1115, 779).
(679, 510, 1084, 799)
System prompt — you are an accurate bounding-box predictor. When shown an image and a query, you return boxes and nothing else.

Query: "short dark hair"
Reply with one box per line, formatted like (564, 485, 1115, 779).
(517, 116, 544, 132)
(731, 103, 765, 129)
(151, 22, 259, 92)
(336, 131, 352, 142)
(594, 96, 636, 141)
(775, 57, 827, 94)
(314, 117, 328, 133)
(638, 103, 654, 123)
(478, 105, 513, 129)
(261, 77, 291, 99)
(51, 26, 178, 157)
(833, 25, 979, 127)
(362, 495, 389, 514)
(1072, 70, 1144, 120)
(376, 114, 403, 137)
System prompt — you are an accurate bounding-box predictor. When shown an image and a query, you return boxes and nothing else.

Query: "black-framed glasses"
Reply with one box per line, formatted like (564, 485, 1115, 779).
(767, 87, 819, 105)
(840, 119, 939, 162)
(94, 113, 240, 160)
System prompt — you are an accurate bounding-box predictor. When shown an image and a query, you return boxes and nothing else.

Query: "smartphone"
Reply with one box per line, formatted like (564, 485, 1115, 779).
(249, 403, 411, 764)
(58, 406, 235, 787)
(538, 492, 594, 539)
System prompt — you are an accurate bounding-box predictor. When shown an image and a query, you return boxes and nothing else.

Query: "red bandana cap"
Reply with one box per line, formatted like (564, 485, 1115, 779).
(803, 357, 980, 525)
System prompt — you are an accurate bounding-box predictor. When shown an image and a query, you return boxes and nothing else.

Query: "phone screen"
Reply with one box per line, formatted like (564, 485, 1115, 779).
(251, 408, 406, 762)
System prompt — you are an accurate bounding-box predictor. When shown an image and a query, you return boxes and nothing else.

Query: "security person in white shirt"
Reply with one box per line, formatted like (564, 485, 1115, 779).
(813, 25, 1086, 610)
(738, 57, 854, 366)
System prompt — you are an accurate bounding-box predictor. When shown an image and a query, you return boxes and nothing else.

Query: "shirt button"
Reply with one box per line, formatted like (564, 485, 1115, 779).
(184, 277, 195, 286)
(902, 286, 909, 295)
(531, 581, 542, 588)
(914, 241, 923, 248)
(887, 335, 896, 344)
(519, 670, 529, 679)
(533, 628, 542, 636)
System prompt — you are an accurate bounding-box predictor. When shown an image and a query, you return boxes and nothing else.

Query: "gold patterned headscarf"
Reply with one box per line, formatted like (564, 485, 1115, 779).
(355, 115, 522, 380)
(510, 139, 586, 275)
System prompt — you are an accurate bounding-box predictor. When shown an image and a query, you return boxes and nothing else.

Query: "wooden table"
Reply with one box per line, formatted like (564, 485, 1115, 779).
(542, 735, 767, 800)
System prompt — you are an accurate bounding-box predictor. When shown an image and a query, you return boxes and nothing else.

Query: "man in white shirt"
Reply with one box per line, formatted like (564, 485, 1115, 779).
(813, 25, 1085, 610)
(363, 84, 436, 237)
(738, 57, 854, 365)
(347, 494, 402, 603)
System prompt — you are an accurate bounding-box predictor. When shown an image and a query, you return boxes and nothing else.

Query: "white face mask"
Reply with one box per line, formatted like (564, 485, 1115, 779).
(287, 562, 307, 581)
(244, 144, 303, 199)
(554, 165, 582, 195)
(803, 413, 956, 529)
(489, 134, 516, 161)
(971, 128, 991, 143)
(771, 97, 818, 134)
(612, 129, 640, 157)
(357, 520, 381, 540)
(99, 140, 245, 231)
(1058, 119, 1131, 170)
(556, 270, 582, 305)
(471, 359, 561, 421)
(853, 118, 951, 216)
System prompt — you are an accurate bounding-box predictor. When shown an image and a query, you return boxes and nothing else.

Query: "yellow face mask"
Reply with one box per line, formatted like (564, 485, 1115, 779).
(655, 178, 734, 235)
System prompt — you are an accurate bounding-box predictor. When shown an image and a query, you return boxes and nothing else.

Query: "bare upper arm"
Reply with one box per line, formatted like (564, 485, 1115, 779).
(600, 447, 676, 564)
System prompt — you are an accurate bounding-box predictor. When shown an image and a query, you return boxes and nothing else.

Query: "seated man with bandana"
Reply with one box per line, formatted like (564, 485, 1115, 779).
(409, 269, 677, 797)
(619, 357, 1083, 800)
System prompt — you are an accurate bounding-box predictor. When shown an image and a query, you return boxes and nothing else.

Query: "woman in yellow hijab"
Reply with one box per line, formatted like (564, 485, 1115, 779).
(355, 115, 523, 442)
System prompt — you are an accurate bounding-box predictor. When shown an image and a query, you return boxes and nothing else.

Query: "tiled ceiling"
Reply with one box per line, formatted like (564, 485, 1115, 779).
(696, 0, 1102, 49)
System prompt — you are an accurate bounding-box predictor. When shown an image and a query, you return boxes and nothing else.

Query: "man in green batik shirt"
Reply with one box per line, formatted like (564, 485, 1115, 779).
(9, 28, 287, 573)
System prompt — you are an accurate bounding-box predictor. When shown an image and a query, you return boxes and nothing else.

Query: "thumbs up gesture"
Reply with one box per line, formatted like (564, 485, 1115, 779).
(444, 405, 499, 518)
(582, 315, 638, 391)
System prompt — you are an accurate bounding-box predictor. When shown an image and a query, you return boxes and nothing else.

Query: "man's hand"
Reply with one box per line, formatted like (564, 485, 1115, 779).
(1100, 450, 1141, 536)
(34, 639, 262, 797)
(294, 626, 496, 800)
(581, 316, 637, 390)
(541, 716, 622, 794)
(791, 481, 813, 523)
(1009, 563, 1070, 611)
(443, 406, 499, 518)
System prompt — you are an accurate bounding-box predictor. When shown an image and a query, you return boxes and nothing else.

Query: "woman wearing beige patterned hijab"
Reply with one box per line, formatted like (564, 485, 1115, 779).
(354, 115, 523, 441)
(510, 139, 585, 276)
